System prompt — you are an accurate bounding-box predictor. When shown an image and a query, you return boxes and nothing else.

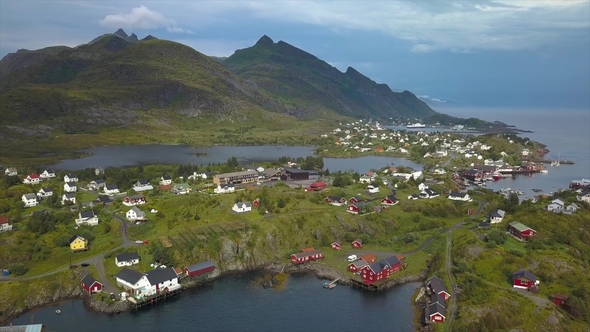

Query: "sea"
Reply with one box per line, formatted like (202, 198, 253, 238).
(6, 107, 590, 331)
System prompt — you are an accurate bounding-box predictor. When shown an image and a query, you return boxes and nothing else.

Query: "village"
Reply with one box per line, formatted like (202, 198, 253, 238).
(0, 122, 589, 331)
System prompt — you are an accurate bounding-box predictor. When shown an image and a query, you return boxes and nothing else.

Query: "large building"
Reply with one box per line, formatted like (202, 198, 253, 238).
(213, 170, 259, 185)
(282, 168, 320, 181)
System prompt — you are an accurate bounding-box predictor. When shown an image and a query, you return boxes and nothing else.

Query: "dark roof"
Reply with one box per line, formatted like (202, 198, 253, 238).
(428, 276, 449, 295)
(66, 173, 77, 178)
(490, 209, 505, 218)
(464, 169, 479, 175)
(97, 195, 113, 203)
(351, 259, 368, 268)
(116, 268, 144, 284)
(116, 252, 140, 262)
(478, 221, 491, 228)
(262, 168, 282, 176)
(186, 260, 215, 273)
(428, 302, 446, 317)
(284, 168, 309, 174)
(350, 196, 362, 201)
(93, 179, 106, 184)
(31, 210, 50, 217)
(105, 184, 118, 190)
(369, 182, 379, 187)
(385, 194, 397, 201)
(128, 194, 145, 200)
(221, 183, 234, 188)
(137, 179, 150, 185)
(44, 168, 55, 173)
(513, 269, 536, 282)
(449, 192, 467, 197)
(327, 196, 343, 201)
(367, 256, 401, 274)
(69, 234, 84, 244)
(80, 210, 95, 219)
(65, 181, 76, 186)
(82, 274, 100, 287)
(424, 188, 439, 195)
(430, 293, 446, 306)
(162, 175, 172, 180)
(41, 187, 53, 192)
(292, 249, 324, 258)
(146, 267, 178, 285)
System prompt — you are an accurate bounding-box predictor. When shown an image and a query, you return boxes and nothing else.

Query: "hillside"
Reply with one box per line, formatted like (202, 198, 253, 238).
(224, 35, 436, 118)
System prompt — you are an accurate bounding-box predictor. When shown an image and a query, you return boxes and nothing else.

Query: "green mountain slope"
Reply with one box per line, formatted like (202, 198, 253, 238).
(224, 35, 436, 118)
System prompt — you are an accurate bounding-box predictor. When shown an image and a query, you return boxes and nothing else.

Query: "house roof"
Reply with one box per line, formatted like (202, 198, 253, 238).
(79, 210, 95, 219)
(146, 267, 178, 285)
(221, 183, 235, 188)
(261, 168, 282, 176)
(235, 202, 252, 208)
(351, 196, 362, 201)
(92, 179, 106, 184)
(65, 181, 76, 187)
(97, 195, 113, 203)
(69, 234, 85, 244)
(553, 293, 568, 300)
(385, 194, 398, 201)
(351, 259, 368, 268)
(0, 216, 9, 224)
(430, 293, 446, 306)
(427, 276, 449, 295)
(449, 192, 467, 198)
(66, 173, 77, 178)
(292, 249, 324, 258)
(128, 206, 145, 215)
(353, 238, 362, 244)
(81, 274, 100, 287)
(284, 168, 309, 174)
(105, 184, 118, 190)
(116, 252, 141, 262)
(186, 260, 215, 273)
(23, 193, 37, 200)
(44, 168, 55, 173)
(128, 195, 145, 200)
(509, 221, 534, 232)
(362, 253, 376, 262)
(217, 170, 259, 177)
(513, 269, 536, 282)
(326, 196, 343, 201)
(428, 302, 446, 317)
(28, 173, 40, 179)
(478, 221, 491, 228)
(490, 209, 505, 218)
(367, 256, 401, 274)
(162, 175, 172, 180)
(40, 187, 53, 192)
(116, 268, 145, 285)
(63, 193, 75, 199)
(424, 189, 439, 195)
(136, 179, 149, 185)
(551, 198, 565, 205)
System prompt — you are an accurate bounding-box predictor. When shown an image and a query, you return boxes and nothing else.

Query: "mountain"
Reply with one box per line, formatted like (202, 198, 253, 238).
(223, 35, 436, 118)
(0, 30, 434, 128)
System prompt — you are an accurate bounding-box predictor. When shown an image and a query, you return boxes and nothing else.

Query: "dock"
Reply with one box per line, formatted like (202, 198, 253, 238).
(323, 278, 339, 289)
(127, 288, 183, 310)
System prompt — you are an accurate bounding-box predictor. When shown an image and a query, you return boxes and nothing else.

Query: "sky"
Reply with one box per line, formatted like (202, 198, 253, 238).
(1, 0, 589, 109)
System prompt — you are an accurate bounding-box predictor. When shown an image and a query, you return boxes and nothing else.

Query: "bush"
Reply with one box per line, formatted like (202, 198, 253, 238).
(485, 228, 507, 244)
(9, 263, 28, 276)
(277, 198, 286, 208)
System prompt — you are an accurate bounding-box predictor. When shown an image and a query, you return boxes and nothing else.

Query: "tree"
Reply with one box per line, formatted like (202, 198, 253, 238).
(277, 198, 286, 208)
(9, 263, 28, 276)
(193, 213, 201, 221)
(152, 247, 174, 266)
(403, 233, 416, 248)
(485, 228, 508, 244)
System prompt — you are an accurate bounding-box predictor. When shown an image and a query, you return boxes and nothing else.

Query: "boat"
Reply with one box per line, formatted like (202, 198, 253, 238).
(406, 123, 426, 128)
(551, 153, 560, 167)
(323, 283, 336, 289)
(55, 309, 61, 314)
(540, 169, 548, 173)
(492, 172, 503, 181)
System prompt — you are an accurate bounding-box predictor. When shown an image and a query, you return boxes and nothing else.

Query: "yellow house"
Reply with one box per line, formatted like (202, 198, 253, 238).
(70, 235, 88, 252)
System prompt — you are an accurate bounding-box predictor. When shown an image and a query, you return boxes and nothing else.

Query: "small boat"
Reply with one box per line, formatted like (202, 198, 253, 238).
(323, 283, 336, 289)
(540, 169, 548, 173)
(55, 309, 61, 315)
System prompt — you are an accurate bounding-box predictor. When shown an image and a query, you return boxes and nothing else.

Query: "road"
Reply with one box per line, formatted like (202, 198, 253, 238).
(444, 232, 459, 332)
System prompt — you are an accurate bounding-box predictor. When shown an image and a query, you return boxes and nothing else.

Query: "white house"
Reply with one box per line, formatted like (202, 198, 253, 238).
(159, 175, 172, 185)
(133, 179, 153, 192)
(89, 179, 106, 190)
(547, 198, 565, 212)
(359, 175, 373, 184)
(116, 267, 180, 297)
(367, 183, 380, 194)
(214, 184, 235, 194)
(115, 252, 141, 267)
(23, 174, 40, 184)
(40, 169, 56, 179)
(64, 174, 78, 183)
(76, 210, 99, 226)
(187, 172, 208, 181)
(418, 183, 429, 192)
(0, 216, 13, 232)
(116, 268, 150, 296)
(126, 206, 147, 221)
(448, 192, 472, 202)
(577, 193, 590, 203)
(104, 184, 120, 195)
(232, 202, 252, 213)
(22, 193, 38, 207)
(37, 187, 54, 198)
(64, 182, 77, 193)
(420, 189, 440, 199)
(62, 193, 76, 204)
(566, 203, 579, 213)
(489, 209, 506, 223)
(5, 167, 18, 176)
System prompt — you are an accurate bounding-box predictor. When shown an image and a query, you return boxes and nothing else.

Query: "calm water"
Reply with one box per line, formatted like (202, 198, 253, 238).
(439, 107, 590, 198)
(10, 273, 420, 332)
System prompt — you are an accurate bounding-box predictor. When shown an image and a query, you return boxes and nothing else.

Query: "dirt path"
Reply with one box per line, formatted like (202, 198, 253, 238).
(444, 232, 459, 332)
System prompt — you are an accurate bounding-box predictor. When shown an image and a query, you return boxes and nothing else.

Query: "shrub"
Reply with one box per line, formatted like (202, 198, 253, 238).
(9, 263, 28, 276)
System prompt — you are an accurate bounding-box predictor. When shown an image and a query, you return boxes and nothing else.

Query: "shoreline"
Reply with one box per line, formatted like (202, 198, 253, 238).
(3, 263, 426, 325)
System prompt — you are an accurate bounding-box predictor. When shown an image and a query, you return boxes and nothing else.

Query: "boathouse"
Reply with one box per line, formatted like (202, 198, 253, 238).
(290, 249, 324, 265)
(185, 260, 215, 277)
(427, 276, 451, 300)
(361, 256, 401, 284)
(81, 274, 103, 294)
(347, 259, 368, 273)
(428, 302, 446, 323)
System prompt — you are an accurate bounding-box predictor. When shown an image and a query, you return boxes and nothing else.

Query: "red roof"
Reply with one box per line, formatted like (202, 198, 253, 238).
(29, 173, 40, 179)
(0, 216, 8, 224)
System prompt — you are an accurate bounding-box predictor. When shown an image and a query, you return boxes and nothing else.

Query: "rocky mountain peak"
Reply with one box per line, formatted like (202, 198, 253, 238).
(256, 35, 274, 47)
(129, 33, 139, 42)
(114, 28, 129, 39)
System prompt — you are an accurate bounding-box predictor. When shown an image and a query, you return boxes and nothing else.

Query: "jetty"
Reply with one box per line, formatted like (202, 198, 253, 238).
(324, 278, 339, 289)
(540, 159, 574, 165)
(127, 288, 183, 310)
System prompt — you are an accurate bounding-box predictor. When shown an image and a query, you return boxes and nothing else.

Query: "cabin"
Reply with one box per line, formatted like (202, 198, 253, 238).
(133, 179, 154, 192)
(330, 242, 341, 250)
(448, 192, 472, 202)
(347, 202, 367, 214)
(547, 198, 565, 212)
(290, 249, 324, 265)
(420, 189, 440, 199)
(513, 269, 539, 290)
(489, 209, 505, 223)
(347, 259, 368, 273)
(62, 193, 76, 205)
(115, 252, 141, 267)
(367, 183, 380, 194)
(70, 235, 88, 252)
(160, 175, 172, 185)
(185, 260, 216, 277)
(126, 206, 147, 221)
(0, 216, 13, 232)
(76, 210, 99, 226)
(508, 221, 536, 241)
(232, 202, 252, 213)
(553, 294, 568, 307)
(428, 303, 446, 323)
(40, 169, 56, 179)
(361, 256, 402, 284)
(427, 276, 451, 300)
(253, 198, 260, 207)
(96, 195, 113, 204)
(123, 195, 146, 206)
(64, 181, 77, 193)
(23, 173, 40, 184)
(325, 196, 346, 206)
(381, 195, 399, 205)
(22, 193, 38, 207)
(37, 187, 54, 198)
(81, 275, 103, 294)
(64, 174, 78, 183)
(349, 196, 362, 204)
(351, 239, 363, 248)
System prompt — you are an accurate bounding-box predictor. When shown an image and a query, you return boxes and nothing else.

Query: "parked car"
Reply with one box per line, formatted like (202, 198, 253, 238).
(69, 264, 78, 269)
(347, 255, 358, 262)
(81, 263, 90, 267)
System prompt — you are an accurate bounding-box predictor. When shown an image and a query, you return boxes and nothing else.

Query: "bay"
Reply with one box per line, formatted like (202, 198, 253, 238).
(10, 273, 420, 332)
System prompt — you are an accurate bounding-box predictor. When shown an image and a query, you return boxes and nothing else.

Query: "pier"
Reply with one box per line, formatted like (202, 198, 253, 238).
(324, 278, 339, 289)
(127, 288, 183, 310)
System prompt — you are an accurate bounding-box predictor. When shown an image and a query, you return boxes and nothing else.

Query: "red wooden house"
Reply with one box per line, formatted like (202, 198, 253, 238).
(381, 195, 399, 206)
(351, 239, 363, 248)
(361, 256, 402, 284)
(428, 303, 446, 323)
(347, 202, 367, 214)
(553, 294, 568, 306)
(81, 274, 103, 294)
(124, 194, 146, 206)
(330, 242, 341, 250)
(361, 253, 376, 264)
(291, 249, 324, 265)
(185, 260, 215, 277)
(513, 269, 539, 289)
(349, 196, 362, 204)
(253, 198, 260, 207)
(427, 276, 451, 300)
(301, 247, 315, 253)
(347, 258, 368, 273)
(508, 221, 536, 241)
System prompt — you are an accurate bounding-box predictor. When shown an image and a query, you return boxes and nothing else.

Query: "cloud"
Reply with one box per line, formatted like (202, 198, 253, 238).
(100, 5, 193, 34)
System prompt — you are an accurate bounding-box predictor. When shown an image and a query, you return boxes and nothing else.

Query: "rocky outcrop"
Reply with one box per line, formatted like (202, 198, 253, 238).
(84, 297, 131, 314)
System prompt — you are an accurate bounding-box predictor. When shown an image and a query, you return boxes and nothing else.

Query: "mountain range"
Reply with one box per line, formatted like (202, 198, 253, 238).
(0, 29, 436, 127)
